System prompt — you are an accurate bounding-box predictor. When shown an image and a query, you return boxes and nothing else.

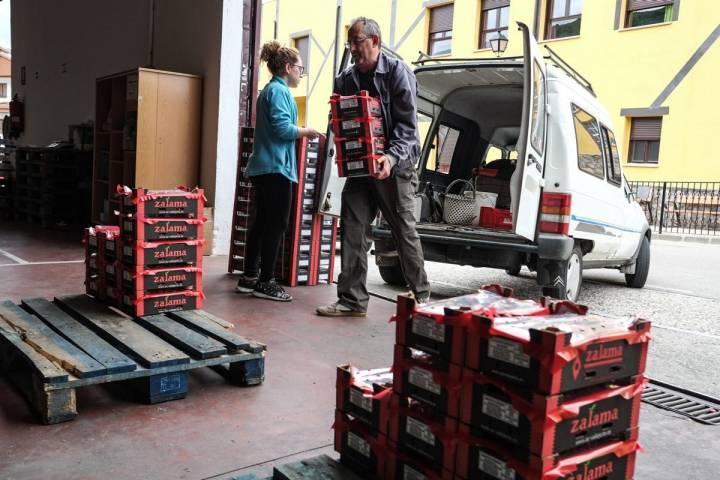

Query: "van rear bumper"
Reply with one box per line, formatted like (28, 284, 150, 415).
(372, 227, 573, 261)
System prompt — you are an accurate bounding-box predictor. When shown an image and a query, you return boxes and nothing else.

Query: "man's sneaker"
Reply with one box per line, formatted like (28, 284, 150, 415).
(415, 294, 431, 305)
(252, 280, 292, 302)
(316, 302, 367, 317)
(235, 275, 258, 293)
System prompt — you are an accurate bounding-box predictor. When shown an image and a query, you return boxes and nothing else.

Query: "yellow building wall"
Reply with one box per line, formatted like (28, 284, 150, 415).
(260, 0, 720, 182)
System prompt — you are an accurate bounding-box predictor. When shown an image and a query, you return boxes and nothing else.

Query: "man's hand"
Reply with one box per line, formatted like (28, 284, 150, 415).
(373, 155, 392, 180)
(300, 127, 321, 139)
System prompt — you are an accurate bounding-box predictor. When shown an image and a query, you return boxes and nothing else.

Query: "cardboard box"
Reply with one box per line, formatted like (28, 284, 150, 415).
(455, 433, 639, 480)
(331, 116, 384, 138)
(330, 91, 382, 119)
(119, 187, 205, 219)
(460, 369, 644, 457)
(333, 410, 387, 479)
(121, 239, 204, 268)
(336, 364, 395, 434)
(121, 217, 204, 242)
(122, 266, 202, 294)
(467, 310, 651, 395)
(121, 289, 203, 317)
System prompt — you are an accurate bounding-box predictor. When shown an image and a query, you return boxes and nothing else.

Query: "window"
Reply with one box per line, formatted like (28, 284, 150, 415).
(602, 127, 622, 185)
(628, 117, 662, 164)
(479, 1, 510, 50)
(0, 83, 6, 98)
(545, 0, 583, 40)
(530, 60, 546, 153)
(427, 124, 460, 174)
(572, 104, 604, 179)
(428, 4, 454, 56)
(626, 0, 673, 28)
(293, 36, 309, 70)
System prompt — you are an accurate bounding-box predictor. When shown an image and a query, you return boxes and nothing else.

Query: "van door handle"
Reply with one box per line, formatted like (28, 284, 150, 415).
(527, 155, 542, 173)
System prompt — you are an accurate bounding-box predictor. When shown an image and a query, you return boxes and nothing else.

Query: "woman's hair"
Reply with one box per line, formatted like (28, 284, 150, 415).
(260, 40, 300, 76)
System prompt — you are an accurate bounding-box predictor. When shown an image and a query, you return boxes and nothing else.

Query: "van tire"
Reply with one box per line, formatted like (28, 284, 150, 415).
(542, 246, 583, 302)
(379, 265, 407, 286)
(625, 236, 650, 288)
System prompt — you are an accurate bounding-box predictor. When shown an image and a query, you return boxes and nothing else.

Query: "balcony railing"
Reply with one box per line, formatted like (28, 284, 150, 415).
(627, 181, 720, 236)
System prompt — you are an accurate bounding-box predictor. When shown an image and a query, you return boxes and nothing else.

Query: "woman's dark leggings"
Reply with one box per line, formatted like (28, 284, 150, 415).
(244, 173, 293, 282)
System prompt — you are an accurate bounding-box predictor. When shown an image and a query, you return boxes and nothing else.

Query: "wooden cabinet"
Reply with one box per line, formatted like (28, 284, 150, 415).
(92, 68, 202, 223)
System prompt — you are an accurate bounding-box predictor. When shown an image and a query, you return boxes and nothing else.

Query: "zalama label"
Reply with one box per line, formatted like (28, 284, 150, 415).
(153, 296, 188, 309)
(570, 406, 619, 434)
(565, 460, 615, 480)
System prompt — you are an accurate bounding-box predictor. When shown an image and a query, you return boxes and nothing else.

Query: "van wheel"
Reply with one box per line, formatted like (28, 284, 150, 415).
(625, 236, 650, 288)
(542, 246, 583, 302)
(379, 265, 407, 286)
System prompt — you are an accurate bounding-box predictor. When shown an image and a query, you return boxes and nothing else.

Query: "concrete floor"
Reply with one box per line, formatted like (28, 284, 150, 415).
(0, 222, 718, 479)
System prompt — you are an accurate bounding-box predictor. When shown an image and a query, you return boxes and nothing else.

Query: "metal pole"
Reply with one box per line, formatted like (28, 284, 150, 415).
(333, 0, 343, 76)
(659, 182, 667, 234)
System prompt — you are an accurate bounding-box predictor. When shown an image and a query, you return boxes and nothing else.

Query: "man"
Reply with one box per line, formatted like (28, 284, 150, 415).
(317, 17, 430, 317)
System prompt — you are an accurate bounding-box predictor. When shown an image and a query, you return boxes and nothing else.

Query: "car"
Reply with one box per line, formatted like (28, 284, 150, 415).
(318, 22, 651, 302)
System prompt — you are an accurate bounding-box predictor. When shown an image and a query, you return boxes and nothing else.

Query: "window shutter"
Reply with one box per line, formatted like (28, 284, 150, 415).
(430, 4, 454, 33)
(294, 36, 309, 70)
(630, 117, 662, 140)
(627, 0, 673, 12)
(482, 0, 510, 10)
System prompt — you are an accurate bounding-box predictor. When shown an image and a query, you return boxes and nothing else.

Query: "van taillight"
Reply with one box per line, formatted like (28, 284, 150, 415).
(540, 193, 572, 235)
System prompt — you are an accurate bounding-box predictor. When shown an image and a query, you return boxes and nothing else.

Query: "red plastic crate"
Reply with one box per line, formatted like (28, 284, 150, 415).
(467, 309, 652, 395)
(335, 135, 385, 159)
(336, 364, 395, 434)
(460, 368, 644, 458)
(394, 287, 548, 366)
(480, 207, 512, 230)
(120, 289, 204, 317)
(121, 217, 205, 242)
(333, 410, 388, 479)
(456, 433, 639, 480)
(330, 91, 382, 120)
(388, 396, 458, 472)
(118, 186, 205, 219)
(392, 344, 463, 417)
(335, 155, 382, 178)
(331, 116, 384, 138)
(122, 266, 202, 294)
(121, 239, 204, 268)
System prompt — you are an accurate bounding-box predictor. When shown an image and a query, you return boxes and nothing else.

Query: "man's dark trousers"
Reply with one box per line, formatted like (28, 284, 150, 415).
(337, 167, 430, 312)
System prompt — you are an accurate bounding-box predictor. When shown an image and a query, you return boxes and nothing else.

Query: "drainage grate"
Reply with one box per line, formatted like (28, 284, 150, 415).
(642, 379, 720, 425)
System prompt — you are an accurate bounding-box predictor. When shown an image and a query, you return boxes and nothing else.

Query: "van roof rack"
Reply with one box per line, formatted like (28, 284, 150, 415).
(543, 45, 595, 97)
(412, 48, 596, 97)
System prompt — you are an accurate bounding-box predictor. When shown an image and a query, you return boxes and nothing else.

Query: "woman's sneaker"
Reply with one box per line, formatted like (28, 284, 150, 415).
(252, 280, 292, 302)
(235, 275, 258, 293)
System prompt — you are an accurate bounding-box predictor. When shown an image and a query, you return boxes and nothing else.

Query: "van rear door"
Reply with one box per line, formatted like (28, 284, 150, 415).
(512, 22, 548, 240)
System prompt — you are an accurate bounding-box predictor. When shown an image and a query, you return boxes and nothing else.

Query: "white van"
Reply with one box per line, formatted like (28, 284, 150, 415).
(319, 23, 651, 302)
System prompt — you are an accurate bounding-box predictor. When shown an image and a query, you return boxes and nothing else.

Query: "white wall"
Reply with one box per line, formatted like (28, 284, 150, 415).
(11, 0, 243, 255)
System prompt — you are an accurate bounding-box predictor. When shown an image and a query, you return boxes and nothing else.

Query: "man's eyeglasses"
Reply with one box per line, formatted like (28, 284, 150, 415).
(292, 64, 305, 75)
(345, 36, 370, 49)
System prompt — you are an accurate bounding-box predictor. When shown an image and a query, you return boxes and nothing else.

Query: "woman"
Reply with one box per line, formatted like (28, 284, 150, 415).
(235, 41, 320, 302)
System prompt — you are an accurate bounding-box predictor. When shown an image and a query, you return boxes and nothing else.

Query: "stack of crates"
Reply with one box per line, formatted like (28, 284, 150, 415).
(228, 129, 338, 286)
(83, 187, 206, 317)
(335, 287, 651, 479)
(0, 144, 13, 220)
(228, 127, 257, 275)
(84, 225, 121, 301)
(330, 91, 385, 177)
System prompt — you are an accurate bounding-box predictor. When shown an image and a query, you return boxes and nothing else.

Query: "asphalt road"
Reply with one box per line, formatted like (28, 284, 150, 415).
(360, 238, 720, 398)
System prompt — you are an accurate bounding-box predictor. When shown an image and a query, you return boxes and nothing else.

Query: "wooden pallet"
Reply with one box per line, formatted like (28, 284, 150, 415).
(0, 294, 266, 424)
(232, 455, 361, 480)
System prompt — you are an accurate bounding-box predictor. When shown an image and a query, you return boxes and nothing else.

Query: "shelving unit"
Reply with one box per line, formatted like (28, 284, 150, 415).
(92, 68, 202, 224)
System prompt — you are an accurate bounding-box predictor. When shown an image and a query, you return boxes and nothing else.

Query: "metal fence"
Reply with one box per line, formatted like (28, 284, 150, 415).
(627, 181, 720, 235)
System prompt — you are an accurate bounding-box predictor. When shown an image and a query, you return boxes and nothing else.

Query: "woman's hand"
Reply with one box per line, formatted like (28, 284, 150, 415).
(299, 127, 321, 139)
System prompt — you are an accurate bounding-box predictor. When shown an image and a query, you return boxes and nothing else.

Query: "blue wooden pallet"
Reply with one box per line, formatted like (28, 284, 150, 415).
(0, 295, 265, 424)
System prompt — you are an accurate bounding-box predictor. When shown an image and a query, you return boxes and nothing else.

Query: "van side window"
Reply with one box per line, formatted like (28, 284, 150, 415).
(531, 60, 547, 153)
(572, 104, 605, 180)
(427, 124, 460, 174)
(602, 127, 622, 186)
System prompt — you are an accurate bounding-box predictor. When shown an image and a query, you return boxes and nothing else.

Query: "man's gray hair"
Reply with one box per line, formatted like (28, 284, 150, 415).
(350, 17, 382, 46)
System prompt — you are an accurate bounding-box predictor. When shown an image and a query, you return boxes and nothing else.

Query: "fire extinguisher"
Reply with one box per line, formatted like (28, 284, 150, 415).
(8, 94, 24, 139)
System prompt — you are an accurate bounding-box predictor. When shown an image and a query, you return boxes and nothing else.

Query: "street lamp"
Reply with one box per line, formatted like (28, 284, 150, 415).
(490, 34, 508, 57)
